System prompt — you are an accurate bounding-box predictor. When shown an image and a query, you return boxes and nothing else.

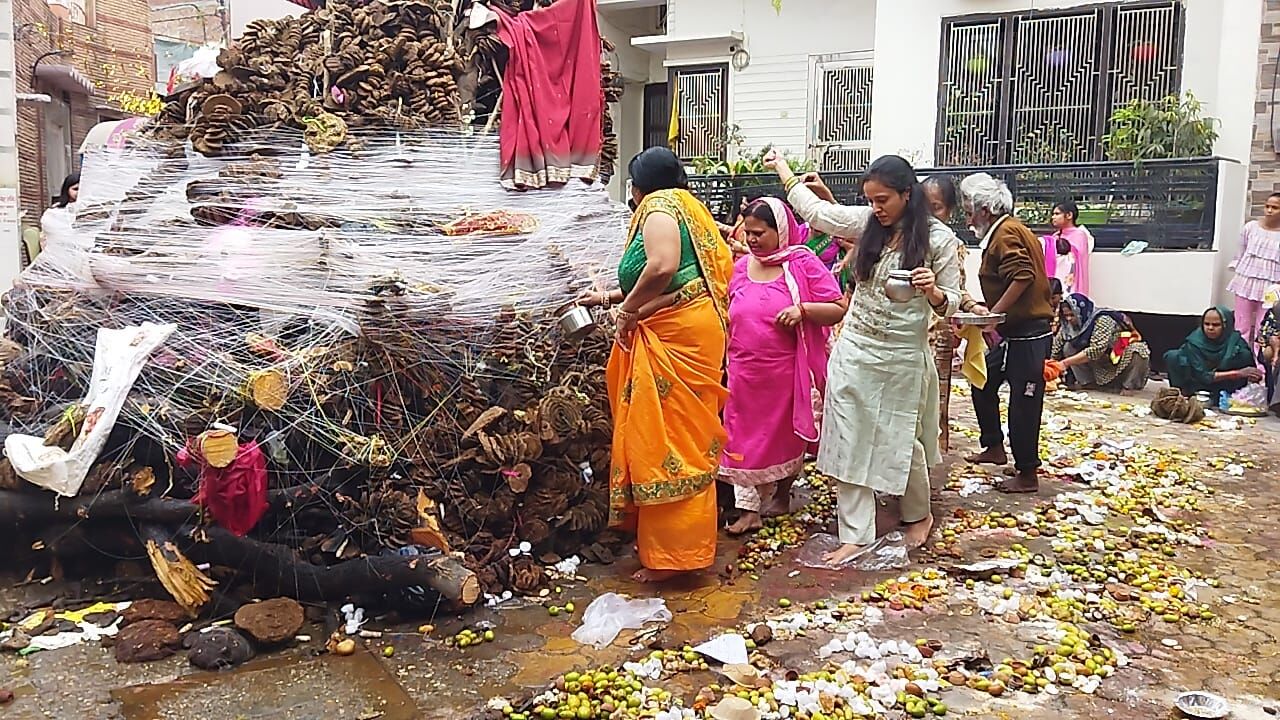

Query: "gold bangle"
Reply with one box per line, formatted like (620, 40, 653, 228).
(783, 176, 801, 193)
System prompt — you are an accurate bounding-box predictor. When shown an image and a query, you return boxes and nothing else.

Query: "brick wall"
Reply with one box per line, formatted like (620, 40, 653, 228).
(1250, 0, 1280, 215)
(14, 0, 63, 219)
(13, 0, 155, 232)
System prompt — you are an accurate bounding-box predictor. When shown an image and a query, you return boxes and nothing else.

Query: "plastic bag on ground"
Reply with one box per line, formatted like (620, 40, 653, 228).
(571, 593, 671, 648)
(797, 532, 909, 571)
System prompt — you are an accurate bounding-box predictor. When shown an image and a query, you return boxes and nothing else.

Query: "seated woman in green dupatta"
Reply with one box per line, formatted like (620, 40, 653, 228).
(1164, 306, 1264, 398)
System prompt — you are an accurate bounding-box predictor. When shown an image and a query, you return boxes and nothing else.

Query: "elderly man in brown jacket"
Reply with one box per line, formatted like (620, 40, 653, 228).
(959, 173, 1055, 493)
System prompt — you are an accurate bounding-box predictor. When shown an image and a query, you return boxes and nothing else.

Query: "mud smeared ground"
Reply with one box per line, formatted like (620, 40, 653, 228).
(2, 383, 1278, 719)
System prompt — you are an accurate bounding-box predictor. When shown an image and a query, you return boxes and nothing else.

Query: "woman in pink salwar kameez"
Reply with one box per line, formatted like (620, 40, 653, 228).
(1042, 200, 1093, 296)
(720, 198, 847, 535)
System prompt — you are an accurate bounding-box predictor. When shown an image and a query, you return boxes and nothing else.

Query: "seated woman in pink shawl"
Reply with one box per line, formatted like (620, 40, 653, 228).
(721, 198, 848, 535)
(1042, 200, 1093, 295)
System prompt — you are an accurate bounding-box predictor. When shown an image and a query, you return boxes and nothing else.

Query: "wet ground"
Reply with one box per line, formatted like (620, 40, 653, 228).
(2, 381, 1279, 719)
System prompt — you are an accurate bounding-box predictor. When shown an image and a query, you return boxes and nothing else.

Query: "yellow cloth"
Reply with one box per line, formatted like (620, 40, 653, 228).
(956, 324, 988, 390)
(667, 77, 680, 147)
(57, 601, 126, 624)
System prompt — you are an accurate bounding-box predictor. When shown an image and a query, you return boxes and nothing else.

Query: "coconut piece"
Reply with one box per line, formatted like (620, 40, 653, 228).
(199, 429, 239, 469)
(708, 696, 761, 720)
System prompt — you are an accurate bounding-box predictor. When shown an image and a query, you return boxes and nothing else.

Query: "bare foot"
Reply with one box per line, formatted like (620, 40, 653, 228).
(764, 478, 795, 517)
(632, 568, 684, 583)
(726, 512, 763, 536)
(1000, 470, 1039, 494)
(966, 447, 1009, 466)
(902, 513, 935, 549)
(763, 495, 791, 518)
(822, 543, 870, 567)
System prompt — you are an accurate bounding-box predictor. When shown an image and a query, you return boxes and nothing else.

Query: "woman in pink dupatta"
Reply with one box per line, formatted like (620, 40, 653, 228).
(721, 198, 847, 535)
(1042, 200, 1093, 295)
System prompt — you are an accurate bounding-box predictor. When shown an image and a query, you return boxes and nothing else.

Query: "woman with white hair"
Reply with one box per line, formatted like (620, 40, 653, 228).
(959, 173, 1055, 494)
(765, 150, 963, 564)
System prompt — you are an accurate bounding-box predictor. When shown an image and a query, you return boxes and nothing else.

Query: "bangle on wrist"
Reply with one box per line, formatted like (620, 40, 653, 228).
(783, 176, 801, 193)
(798, 303, 808, 321)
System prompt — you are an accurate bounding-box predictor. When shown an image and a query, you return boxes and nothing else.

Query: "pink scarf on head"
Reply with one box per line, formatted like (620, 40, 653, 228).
(750, 197, 810, 266)
(751, 197, 830, 442)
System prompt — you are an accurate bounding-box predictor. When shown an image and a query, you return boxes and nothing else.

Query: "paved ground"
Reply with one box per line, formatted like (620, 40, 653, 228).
(1, 383, 1278, 719)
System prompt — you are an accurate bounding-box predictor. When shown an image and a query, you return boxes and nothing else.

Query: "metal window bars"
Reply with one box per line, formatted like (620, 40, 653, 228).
(936, 1, 1184, 166)
(688, 158, 1219, 251)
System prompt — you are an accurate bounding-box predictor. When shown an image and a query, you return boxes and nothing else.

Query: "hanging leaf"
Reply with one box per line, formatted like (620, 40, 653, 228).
(772, 0, 782, 13)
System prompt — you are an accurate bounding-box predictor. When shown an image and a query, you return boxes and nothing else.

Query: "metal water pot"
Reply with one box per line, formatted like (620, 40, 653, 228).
(557, 304, 598, 341)
(884, 269, 917, 303)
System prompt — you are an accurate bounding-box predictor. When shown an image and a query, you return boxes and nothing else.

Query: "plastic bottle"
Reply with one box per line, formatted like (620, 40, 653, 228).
(1219, 390, 1230, 411)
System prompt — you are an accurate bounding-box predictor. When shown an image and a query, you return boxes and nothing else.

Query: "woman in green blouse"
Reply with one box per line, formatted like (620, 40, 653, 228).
(579, 148, 733, 583)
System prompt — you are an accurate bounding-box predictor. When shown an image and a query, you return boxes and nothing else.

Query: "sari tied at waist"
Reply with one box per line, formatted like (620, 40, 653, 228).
(606, 189, 733, 572)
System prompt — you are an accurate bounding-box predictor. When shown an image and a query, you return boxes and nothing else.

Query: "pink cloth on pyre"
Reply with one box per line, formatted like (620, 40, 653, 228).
(495, 0, 603, 189)
(177, 440, 269, 537)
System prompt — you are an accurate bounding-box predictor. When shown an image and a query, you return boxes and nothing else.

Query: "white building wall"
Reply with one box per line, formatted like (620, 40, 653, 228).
(661, 0, 876, 157)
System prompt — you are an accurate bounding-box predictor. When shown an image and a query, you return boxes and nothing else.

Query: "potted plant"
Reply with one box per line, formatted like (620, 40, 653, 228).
(1101, 92, 1219, 164)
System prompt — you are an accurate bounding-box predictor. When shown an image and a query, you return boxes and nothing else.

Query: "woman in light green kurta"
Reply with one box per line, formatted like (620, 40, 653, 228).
(767, 152, 963, 565)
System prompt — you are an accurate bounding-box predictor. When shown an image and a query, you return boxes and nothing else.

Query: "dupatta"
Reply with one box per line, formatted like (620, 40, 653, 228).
(1043, 226, 1092, 294)
(751, 197, 832, 442)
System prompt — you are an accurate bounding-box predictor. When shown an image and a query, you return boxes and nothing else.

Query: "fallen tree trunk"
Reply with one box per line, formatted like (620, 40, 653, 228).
(167, 525, 481, 606)
(9, 486, 481, 606)
(0, 485, 327, 531)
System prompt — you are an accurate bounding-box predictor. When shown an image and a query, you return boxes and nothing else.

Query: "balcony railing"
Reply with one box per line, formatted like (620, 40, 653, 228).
(687, 157, 1220, 251)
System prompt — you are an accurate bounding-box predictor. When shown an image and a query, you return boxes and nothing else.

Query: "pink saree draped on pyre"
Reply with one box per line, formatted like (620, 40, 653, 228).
(496, 0, 604, 190)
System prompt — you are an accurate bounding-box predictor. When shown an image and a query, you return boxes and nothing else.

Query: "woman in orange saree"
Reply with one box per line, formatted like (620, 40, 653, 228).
(581, 148, 732, 583)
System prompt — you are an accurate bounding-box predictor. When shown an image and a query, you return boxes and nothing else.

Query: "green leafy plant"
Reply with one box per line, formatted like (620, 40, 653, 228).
(772, 0, 783, 13)
(1012, 127, 1080, 165)
(1101, 92, 1219, 164)
(691, 145, 814, 176)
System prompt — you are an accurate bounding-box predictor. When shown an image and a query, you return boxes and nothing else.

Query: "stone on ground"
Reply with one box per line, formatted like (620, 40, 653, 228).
(234, 598, 305, 644)
(114, 619, 182, 663)
(186, 627, 255, 670)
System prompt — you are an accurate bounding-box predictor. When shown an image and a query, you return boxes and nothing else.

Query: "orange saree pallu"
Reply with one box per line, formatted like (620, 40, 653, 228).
(607, 295, 727, 571)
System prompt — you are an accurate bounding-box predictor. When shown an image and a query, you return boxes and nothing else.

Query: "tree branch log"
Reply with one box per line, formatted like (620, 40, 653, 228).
(168, 525, 480, 605)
